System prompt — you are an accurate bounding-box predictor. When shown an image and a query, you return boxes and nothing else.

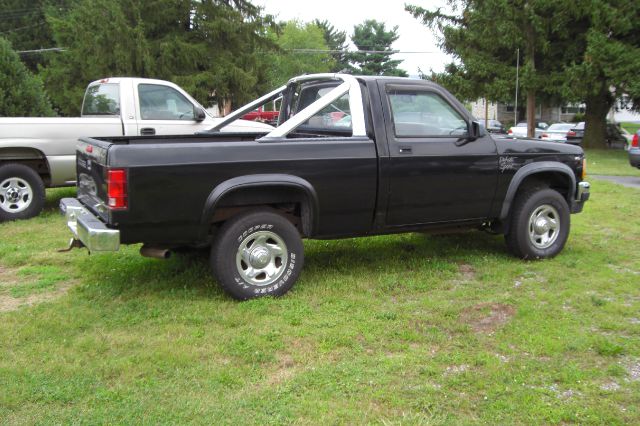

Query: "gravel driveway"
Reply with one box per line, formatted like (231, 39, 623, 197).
(591, 175, 640, 190)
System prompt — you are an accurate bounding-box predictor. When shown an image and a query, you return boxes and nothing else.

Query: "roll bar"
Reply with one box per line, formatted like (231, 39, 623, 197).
(209, 73, 367, 138)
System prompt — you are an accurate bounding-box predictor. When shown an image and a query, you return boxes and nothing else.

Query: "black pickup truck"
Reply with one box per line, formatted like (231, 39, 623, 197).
(60, 73, 590, 300)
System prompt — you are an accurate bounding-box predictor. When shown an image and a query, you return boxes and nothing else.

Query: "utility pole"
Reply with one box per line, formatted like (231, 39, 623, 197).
(515, 48, 519, 125)
(484, 98, 489, 128)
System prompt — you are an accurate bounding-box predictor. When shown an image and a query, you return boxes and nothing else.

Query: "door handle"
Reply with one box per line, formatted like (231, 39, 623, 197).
(398, 146, 412, 154)
(140, 127, 156, 135)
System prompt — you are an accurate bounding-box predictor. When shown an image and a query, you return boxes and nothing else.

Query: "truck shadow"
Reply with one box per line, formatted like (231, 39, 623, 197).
(76, 230, 508, 301)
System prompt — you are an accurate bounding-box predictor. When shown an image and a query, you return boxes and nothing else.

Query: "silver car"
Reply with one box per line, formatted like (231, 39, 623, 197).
(541, 123, 575, 142)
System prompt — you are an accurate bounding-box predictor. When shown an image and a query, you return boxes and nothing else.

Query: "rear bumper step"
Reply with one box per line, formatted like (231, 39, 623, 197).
(59, 198, 120, 252)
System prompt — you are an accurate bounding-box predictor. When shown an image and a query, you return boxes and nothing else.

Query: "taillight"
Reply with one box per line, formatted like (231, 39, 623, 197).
(107, 169, 127, 209)
(542, 133, 548, 138)
(567, 130, 576, 137)
(508, 129, 513, 134)
(632, 133, 639, 148)
(582, 158, 587, 180)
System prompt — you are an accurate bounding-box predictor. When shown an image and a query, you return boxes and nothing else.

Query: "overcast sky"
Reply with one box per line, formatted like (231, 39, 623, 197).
(255, 0, 454, 76)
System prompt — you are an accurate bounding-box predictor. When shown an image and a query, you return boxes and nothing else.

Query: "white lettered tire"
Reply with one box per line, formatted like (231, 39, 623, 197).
(210, 210, 304, 300)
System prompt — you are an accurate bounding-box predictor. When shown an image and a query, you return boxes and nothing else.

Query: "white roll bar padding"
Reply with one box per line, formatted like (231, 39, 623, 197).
(210, 73, 367, 138)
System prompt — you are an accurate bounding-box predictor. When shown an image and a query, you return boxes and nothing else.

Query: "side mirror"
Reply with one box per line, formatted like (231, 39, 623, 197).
(455, 121, 484, 146)
(195, 108, 207, 122)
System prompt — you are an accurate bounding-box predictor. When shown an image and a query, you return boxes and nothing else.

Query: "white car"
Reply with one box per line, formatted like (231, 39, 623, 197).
(541, 123, 575, 142)
(507, 121, 549, 139)
(0, 77, 272, 220)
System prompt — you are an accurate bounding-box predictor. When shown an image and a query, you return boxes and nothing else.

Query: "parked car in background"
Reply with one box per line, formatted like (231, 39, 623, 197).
(621, 127, 634, 148)
(241, 105, 280, 126)
(0, 77, 272, 221)
(566, 121, 629, 147)
(541, 123, 574, 142)
(566, 122, 585, 145)
(507, 121, 549, 139)
(629, 131, 640, 169)
(485, 119, 506, 134)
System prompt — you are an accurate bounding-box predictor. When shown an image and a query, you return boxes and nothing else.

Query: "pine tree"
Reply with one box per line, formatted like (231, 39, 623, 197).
(0, 37, 54, 116)
(313, 19, 349, 72)
(349, 20, 407, 77)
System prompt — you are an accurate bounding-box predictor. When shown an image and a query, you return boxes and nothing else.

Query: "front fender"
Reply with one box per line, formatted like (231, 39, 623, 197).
(499, 161, 576, 220)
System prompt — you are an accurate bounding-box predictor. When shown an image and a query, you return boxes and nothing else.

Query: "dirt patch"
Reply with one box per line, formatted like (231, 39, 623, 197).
(444, 364, 469, 375)
(622, 358, 640, 382)
(460, 303, 516, 333)
(0, 279, 77, 313)
(266, 353, 297, 386)
(0, 265, 21, 287)
(457, 263, 476, 281)
(264, 338, 326, 386)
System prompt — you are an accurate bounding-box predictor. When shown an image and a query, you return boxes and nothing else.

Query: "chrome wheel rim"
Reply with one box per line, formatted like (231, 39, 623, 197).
(0, 177, 33, 213)
(528, 204, 560, 249)
(236, 230, 288, 286)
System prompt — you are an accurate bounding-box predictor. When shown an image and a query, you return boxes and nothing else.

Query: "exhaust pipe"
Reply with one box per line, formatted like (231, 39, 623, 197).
(140, 246, 171, 259)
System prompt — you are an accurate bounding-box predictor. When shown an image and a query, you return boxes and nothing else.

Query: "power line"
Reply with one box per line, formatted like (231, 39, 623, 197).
(0, 22, 46, 35)
(17, 47, 66, 54)
(288, 49, 437, 54)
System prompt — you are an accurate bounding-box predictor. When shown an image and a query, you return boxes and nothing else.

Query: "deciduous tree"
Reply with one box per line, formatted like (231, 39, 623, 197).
(263, 20, 333, 88)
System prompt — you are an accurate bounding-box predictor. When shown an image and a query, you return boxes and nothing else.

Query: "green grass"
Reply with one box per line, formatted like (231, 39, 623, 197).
(621, 122, 640, 135)
(585, 148, 638, 177)
(1, 183, 640, 424)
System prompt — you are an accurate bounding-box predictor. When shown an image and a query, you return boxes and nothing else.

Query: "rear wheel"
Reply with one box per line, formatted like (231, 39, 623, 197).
(505, 188, 570, 259)
(0, 164, 46, 221)
(210, 210, 304, 300)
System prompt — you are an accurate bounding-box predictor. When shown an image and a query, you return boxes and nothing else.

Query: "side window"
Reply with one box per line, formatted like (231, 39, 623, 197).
(82, 84, 120, 116)
(138, 84, 196, 121)
(388, 90, 468, 137)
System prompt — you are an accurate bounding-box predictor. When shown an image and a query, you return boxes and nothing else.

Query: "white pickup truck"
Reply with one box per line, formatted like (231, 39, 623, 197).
(0, 77, 272, 221)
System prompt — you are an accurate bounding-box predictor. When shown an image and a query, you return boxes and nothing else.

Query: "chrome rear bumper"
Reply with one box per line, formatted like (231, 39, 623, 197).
(59, 198, 119, 252)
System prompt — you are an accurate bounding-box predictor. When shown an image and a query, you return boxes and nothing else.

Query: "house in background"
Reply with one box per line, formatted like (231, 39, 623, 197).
(470, 99, 584, 125)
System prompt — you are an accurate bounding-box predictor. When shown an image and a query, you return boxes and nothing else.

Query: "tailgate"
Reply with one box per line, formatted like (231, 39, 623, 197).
(76, 138, 111, 222)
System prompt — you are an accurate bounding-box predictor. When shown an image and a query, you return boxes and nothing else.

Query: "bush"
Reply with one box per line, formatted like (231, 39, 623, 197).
(572, 112, 585, 123)
(0, 37, 55, 117)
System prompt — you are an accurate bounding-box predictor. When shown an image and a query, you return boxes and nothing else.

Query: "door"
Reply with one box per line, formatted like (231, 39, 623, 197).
(135, 83, 210, 136)
(380, 83, 499, 226)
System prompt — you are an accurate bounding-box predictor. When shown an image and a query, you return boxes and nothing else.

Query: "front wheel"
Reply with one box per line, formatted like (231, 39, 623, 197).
(0, 164, 46, 221)
(210, 210, 304, 300)
(505, 188, 570, 259)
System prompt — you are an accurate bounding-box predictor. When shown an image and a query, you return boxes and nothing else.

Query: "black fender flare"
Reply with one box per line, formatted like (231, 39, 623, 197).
(199, 174, 319, 237)
(499, 161, 576, 220)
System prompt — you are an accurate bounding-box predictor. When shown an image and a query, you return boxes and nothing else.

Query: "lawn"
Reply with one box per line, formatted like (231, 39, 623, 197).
(621, 122, 640, 135)
(585, 148, 638, 177)
(1, 181, 639, 424)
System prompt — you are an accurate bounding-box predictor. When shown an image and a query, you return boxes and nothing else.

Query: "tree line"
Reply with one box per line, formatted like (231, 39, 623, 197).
(0, 0, 405, 117)
(2, 0, 638, 148)
(406, 0, 640, 148)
